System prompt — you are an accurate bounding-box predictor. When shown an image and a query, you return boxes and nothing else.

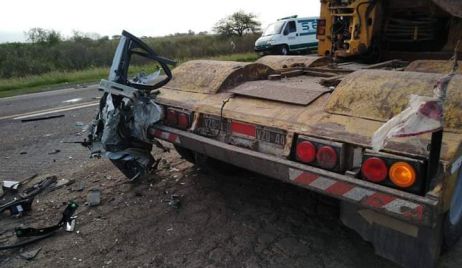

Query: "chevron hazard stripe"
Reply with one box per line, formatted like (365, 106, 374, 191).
(151, 129, 180, 144)
(288, 168, 424, 222)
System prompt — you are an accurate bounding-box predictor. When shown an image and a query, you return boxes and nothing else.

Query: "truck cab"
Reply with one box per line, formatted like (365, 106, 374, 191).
(255, 15, 318, 55)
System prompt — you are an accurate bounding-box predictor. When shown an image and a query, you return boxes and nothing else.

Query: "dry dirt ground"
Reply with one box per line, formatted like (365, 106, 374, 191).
(0, 146, 461, 267)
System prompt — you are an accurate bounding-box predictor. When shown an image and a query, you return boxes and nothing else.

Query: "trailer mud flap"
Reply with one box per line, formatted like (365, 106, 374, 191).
(340, 201, 442, 268)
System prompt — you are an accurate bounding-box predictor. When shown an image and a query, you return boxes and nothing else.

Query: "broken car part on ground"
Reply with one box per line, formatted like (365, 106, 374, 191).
(0, 202, 78, 250)
(86, 30, 175, 181)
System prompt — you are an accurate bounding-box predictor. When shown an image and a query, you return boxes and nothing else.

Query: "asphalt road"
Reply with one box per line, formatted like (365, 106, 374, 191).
(0, 87, 461, 267)
(0, 85, 101, 179)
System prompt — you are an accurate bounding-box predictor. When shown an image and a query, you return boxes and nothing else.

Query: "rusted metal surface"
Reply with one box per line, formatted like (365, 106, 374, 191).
(325, 70, 462, 130)
(432, 0, 462, 18)
(405, 60, 462, 74)
(157, 83, 462, 162)
(164, 60, 274, 94)
(152, 125, 438, 226)
(255, 55, 330, 70)
(229, 77, 330, 105)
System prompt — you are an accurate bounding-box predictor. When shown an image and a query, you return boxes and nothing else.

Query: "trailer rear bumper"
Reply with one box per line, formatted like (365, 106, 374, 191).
(150, 126, 440, 227)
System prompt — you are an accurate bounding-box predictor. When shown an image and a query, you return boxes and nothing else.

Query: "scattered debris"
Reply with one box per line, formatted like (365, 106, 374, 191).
(20, 151, 27, 155)
(87, 188, 101, 207)
(72, 181, 85, 192)
(48, 149, 61, 155)
(19, 247, 42, 260)
(2, 180, 20, 191)
(0, 202, 78, 250)
(163, 194, 181, 209)
(20, 114, 65, 122)
(63, 98, 82, 104)
(75, 121, 85, 127)
(0, 176, 57, 216)
(53, 179, 75, 190)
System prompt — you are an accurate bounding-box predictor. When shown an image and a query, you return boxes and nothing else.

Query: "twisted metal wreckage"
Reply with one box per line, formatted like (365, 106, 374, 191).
(87, 31, 175, 181)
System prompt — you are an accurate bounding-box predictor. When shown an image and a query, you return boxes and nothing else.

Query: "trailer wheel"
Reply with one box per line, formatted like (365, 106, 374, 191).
(443, 169, 462, 251)
(279, 45, 289, 55)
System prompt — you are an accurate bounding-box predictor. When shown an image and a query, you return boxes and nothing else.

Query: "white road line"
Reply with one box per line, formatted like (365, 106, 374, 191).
(0, 101, 99, 121)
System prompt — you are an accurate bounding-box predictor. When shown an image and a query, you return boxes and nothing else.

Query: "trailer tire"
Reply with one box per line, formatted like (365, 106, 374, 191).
(443, 169, 462, 251)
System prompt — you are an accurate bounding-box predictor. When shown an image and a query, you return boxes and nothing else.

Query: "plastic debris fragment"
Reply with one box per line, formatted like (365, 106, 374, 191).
(371, 56, 458, 151)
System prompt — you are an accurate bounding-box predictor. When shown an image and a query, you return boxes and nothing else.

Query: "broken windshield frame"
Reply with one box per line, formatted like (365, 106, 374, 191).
(108, 30, 175, 91)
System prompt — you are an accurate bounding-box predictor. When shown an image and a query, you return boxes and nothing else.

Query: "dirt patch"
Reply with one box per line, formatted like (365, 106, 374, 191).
(0, 144, 401, 268)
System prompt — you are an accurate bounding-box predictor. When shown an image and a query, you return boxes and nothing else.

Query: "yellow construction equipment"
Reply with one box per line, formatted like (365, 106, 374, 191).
(317, 0, 462, 61)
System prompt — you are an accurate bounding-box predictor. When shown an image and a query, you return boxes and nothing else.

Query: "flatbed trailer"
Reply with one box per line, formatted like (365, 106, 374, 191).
(89, 31, 462, 268)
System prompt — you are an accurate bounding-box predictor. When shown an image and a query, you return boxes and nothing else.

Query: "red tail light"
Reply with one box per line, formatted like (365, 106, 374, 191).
(231, 121, 256, 137)
(296, 141, 316, 163)
(165, 107, 191, 129)
(166, 109, 178, 125)
(316, 146, 337, 169)
(316, 19, 326, 37)
(177, 113, 190, 129)
(361, 157, 388, 183)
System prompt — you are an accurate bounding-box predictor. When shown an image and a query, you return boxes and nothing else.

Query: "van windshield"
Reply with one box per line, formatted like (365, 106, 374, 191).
(262, 21, 285, 36)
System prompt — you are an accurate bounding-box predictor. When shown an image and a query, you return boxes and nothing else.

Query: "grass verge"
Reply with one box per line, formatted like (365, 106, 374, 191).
(0, 52, 259, 98)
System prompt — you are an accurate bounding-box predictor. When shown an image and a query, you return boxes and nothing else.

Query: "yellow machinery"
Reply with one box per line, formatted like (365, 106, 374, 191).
(317, 0, 462, 61)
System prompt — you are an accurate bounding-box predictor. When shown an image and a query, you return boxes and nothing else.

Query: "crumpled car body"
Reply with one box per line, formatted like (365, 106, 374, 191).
(87, 30, 174, 181)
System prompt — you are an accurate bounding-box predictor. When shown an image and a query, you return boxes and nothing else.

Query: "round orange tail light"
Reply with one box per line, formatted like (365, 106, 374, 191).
(389, 162, 416, 188)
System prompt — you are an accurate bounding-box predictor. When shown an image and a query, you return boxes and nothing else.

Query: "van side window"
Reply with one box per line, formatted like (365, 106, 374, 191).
(287, 21, 296, 33)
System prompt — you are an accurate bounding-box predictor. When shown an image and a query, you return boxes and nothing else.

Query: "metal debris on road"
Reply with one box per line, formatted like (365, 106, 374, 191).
(19, 247, 42, 260)
(20, 114, 65, 122)
(87, 188, 101, 207)
(163, 194, 182, 209)
(2, 180, 20, 191)
(72, 181, 85, 192)
(52, 179, 75, 190)
(48, 149, 61, 155)
(0, 176, 57, 217)
(63, 98, 83, 104)
(0, 202, 78, 250)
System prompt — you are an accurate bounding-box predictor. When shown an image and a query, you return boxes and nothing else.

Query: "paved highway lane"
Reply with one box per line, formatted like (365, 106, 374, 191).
(0, 85, 100, 119)
(0, 86, 102, 179)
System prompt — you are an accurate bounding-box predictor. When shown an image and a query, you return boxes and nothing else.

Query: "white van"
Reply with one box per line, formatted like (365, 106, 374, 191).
(255, 15, 318, 55)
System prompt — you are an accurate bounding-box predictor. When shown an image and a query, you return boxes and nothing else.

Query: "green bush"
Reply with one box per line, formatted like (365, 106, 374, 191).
(0, 33, 259, 79)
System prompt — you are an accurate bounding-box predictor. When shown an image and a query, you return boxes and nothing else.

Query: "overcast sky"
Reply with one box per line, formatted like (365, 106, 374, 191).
(0, 0, 320, 43)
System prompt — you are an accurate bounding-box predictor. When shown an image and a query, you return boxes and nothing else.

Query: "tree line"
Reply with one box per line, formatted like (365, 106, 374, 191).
(0, 11, 262, 79)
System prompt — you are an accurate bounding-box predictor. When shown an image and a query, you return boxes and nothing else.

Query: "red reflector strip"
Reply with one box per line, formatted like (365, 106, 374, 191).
(325, 182, 354, 195)
(149, 128, 180, 144)
(231, 121, 256, 137)
(288, 168, 426, 223)
(362, 192, 395, 207)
